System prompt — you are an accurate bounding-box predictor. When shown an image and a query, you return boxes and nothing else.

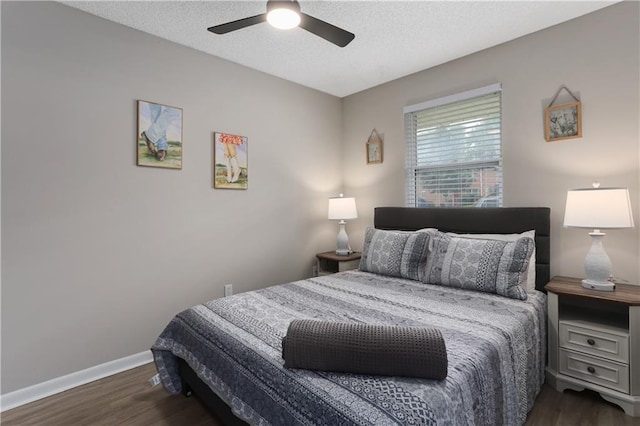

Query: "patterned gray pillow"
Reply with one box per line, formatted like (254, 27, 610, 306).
(422, 229, 533, 300)
(359, 228, 429, 281)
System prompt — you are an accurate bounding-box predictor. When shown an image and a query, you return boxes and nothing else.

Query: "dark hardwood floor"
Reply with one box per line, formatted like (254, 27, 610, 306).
(2, 362, 638, 425)
(1, 363, 219, 426)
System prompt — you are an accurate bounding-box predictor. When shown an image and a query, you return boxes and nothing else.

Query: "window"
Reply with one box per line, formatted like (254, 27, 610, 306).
(404, 84, 503, 208)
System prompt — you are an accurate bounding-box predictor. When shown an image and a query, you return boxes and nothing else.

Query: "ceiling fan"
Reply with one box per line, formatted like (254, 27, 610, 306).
(207, 0, 355, 48)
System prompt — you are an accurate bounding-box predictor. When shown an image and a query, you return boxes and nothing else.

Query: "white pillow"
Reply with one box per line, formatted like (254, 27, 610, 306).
(446, 230, 536, 292)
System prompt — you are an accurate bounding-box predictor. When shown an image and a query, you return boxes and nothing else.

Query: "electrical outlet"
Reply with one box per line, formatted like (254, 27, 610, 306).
(224, 284, 233, 297)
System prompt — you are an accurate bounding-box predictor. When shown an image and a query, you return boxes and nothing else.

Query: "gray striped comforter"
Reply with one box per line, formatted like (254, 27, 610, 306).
(152, 270, 546, 426)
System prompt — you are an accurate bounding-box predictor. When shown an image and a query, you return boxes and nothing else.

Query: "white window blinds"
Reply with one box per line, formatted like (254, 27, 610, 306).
(404, 84, 503, 208)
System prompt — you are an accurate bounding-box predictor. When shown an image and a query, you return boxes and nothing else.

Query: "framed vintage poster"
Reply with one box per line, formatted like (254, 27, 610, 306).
(137, 100, 183, 169)
(366, 129, 383, 164)
(213, 132, 248, 189)
(545, 101, 582, 142)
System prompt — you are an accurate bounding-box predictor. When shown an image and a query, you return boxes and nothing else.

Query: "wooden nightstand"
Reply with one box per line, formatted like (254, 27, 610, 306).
(315, 251, 361, 276)
(545, 276, 640, 416)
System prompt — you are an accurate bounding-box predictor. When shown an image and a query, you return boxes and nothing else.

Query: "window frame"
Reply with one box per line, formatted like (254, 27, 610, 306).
(404, 84, 503, 208)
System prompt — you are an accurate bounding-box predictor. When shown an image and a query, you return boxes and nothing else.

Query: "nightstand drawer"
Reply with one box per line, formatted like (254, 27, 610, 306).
(338, 259, 360, 272)
(559, 349, 629, 393)
(559, 320, 629, 363)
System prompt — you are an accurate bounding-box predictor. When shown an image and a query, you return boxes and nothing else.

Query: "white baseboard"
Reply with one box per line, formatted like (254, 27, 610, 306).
(0, 350, 153, 412)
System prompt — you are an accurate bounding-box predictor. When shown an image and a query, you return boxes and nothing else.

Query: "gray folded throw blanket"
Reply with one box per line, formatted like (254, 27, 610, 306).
(282, 320, 447, 380)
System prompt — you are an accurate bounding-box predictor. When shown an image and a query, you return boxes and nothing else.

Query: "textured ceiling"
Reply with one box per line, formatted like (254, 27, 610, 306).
(61, 1, 618, 97)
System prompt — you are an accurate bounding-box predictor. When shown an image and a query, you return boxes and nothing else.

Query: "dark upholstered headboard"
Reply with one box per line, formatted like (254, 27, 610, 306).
(374, 207, 551, 292)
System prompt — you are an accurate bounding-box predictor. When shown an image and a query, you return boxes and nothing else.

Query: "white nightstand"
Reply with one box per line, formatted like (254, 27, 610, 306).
(545, 276, 640, 416)
(315, 251, 361, 276)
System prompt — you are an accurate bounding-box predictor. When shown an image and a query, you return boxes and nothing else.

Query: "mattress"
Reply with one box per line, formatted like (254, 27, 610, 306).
(153, 270, 546, 426)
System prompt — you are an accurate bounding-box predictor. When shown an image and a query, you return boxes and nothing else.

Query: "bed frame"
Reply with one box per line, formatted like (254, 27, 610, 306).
(178, 206, 551, 424)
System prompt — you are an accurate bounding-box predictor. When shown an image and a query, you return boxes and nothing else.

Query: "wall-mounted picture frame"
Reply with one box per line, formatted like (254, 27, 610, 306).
(137, 100, 183, 169)
(545, 101, 582, 142)
(213, 132, 248, 189)
(366, 129, 383, 164)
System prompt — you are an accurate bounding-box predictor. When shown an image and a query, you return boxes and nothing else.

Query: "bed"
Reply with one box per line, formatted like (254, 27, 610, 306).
(152, 207, 550, 426)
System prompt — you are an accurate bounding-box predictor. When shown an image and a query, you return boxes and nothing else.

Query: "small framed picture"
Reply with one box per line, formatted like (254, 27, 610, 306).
(213, 132, 248, 189)
(366, 140, 383, 164)
(137, 100, 183, 169)
(366, 129, 383, 164)
(545, 101, 582, 142)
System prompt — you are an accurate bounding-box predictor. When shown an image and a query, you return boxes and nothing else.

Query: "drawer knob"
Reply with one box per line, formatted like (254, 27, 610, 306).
(587, 366, 596, 374)
(587, 338, 596, 346)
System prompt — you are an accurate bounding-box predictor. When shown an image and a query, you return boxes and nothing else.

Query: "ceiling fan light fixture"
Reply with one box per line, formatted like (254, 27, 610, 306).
(266, 1, 301, 30)
(208, 0, 354, 47)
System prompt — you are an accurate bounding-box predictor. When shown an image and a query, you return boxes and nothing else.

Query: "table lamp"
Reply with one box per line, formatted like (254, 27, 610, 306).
(563, 183, 634, 291)
(328, 194, 358, 255)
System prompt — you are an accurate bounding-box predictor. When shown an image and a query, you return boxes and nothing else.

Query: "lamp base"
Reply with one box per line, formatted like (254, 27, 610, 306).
(335, 249, 353, 256)
(335, 220, 353, 256)
(581, 279, 615, 292)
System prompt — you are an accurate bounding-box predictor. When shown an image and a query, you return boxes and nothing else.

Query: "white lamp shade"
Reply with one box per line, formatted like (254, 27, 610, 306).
(564, 187, 634, 229)
(328, 197, 358, 220)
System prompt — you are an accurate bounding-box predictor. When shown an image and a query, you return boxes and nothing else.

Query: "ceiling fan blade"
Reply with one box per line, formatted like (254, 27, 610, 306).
(299, 12, 354, 47)
(208, 14, 267, 34)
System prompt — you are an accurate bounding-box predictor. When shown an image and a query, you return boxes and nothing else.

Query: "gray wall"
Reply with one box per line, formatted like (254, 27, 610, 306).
(342, 2, 640, 285)
(1, 1, 342, 393)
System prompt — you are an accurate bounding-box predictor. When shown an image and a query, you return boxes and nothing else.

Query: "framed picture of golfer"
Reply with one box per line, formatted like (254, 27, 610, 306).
(545, 101, 582, 142)
(137, 100, 183, 169)
(213, 132, 248, 189)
